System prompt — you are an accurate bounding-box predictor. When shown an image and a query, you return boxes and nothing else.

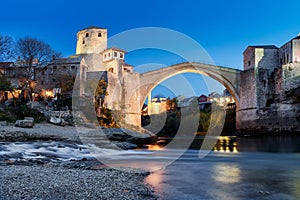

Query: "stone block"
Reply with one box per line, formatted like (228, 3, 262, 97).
(14, 120, 34, 128)
(0, 121, 7, 126)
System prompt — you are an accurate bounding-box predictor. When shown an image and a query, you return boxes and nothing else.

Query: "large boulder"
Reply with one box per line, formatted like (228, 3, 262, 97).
(14, 119, 34, 128)
(103, 128, 158, 147)
(78, 127, 158, 150)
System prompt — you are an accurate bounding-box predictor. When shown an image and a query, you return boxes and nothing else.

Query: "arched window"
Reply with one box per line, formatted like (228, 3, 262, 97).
(86, 32, 89, 37)
(108, 68, 114, 73)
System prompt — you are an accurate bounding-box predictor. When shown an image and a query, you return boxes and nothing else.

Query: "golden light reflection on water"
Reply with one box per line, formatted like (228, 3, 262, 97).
(213, 136, 238, 153)
(145, 170, 163, 188)
(145, 136, 238, 152)
(213, 164, 241, 184)
(146, 144, 165, 151)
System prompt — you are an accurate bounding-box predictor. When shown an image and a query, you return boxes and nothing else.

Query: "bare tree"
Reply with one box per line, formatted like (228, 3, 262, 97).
(16, 37, 61, 67)
(15, 37, 62, 101)
(0, 35, 14, 61)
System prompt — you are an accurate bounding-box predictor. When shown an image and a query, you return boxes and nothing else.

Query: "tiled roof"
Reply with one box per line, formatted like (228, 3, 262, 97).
(292, 35, 300, 40)
(248, 45, 278, 49)
(0, 62, 13, 68)
(80, 26, 106, 31)
(123, 63, 133, 67)
(102, 47, 127, 53)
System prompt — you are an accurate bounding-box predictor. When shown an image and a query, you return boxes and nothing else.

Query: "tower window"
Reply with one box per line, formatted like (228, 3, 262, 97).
(52, 78, 56, 82)
(41, 81, 44, 85)
(114, 52, 118, 57)
(248, 60, 251, 67)
(82, 40, 85, 44)
(86, 33, 89, 37)
(98, 32, 102, 37)
(120, 53, 123, 58)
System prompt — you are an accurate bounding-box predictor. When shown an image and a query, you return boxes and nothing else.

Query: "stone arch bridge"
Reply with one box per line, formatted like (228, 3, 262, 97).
(105, 62, 242, 128)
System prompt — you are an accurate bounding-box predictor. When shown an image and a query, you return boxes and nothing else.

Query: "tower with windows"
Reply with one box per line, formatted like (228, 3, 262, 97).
(76, 26, 107, 54)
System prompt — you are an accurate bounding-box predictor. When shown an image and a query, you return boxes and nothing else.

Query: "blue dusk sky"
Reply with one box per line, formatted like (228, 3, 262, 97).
(1, 0, 300, 98)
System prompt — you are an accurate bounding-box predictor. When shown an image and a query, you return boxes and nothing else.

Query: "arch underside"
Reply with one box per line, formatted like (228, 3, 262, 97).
(139, 62, 241, 109)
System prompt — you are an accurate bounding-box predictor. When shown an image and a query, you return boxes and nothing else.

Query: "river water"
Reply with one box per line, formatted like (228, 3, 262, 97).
(1, 136, 300, 199)
(144, 136, 300, 200)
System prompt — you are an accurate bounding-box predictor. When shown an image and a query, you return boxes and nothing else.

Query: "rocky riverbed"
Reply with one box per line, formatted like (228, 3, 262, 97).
(0, 123, 158, 199)
(0, 123, 157, 149)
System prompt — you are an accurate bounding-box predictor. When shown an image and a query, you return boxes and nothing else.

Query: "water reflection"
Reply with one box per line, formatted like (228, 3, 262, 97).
(212, 164, 241, 184)
(213, 136, 238, 153)
(146, 135, 300, 153)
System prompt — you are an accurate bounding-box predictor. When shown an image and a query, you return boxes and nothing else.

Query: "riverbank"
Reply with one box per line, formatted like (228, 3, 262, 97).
(0, 164, 155, 199)
(0, 123, 158, 199)
(0, 123, 157, 149)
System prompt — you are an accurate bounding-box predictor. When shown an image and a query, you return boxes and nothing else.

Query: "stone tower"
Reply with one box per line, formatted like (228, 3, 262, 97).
(76, 26, 107, 54)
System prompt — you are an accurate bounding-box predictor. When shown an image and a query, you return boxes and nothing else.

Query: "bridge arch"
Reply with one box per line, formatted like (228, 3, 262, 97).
(138, 62, 241, 110)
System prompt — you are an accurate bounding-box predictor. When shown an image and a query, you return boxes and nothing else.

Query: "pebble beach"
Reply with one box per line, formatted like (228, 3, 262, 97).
(0, 123, 157, 199)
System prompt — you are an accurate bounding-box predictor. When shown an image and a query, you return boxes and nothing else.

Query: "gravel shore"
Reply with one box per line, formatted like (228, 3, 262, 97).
(0, 164, 156, 200)
(0, 123, 157, 199)
(0, 123, 80, 141)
